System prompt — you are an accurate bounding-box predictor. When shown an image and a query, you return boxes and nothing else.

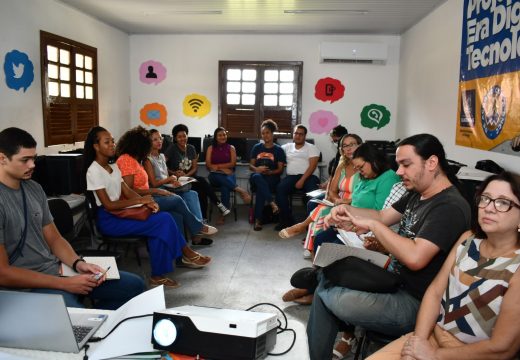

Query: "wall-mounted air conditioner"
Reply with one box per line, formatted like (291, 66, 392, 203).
(319, 42, 388, 64)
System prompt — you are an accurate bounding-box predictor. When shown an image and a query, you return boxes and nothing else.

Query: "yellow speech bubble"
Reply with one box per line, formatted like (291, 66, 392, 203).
(183, 93, 211, 118)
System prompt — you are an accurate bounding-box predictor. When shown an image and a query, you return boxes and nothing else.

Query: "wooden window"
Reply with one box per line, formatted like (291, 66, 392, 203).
(219, 61, 303, 138)
(40, 31, 98, 146)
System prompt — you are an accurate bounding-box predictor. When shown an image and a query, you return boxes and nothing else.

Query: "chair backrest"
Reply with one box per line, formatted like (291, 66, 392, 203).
(47, 198, 74, 240)
(84, 192, 104, 239)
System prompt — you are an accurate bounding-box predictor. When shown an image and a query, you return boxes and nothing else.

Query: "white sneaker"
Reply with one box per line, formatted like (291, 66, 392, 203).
(217, 202, 231, 216)
(303, 249, 312, 259)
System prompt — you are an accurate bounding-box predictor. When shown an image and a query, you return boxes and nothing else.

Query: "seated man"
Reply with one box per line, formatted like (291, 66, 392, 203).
(0, 127, 145, 310)
(275, 125, 320, 230)
(307, 133, 471, 360)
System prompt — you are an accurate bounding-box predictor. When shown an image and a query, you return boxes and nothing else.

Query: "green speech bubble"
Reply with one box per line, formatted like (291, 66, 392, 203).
(360, 104, 391, 130)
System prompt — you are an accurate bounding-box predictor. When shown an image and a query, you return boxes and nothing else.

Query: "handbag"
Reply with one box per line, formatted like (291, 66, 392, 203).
(108, 205, 152, 221)
(322, 256, 402, 293)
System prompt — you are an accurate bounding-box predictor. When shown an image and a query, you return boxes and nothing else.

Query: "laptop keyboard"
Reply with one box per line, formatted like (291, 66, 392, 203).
(72, 325, 93, 344)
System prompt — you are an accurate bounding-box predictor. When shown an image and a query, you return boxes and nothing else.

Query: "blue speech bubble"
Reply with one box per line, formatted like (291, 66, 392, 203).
(4, 50, 34, 92)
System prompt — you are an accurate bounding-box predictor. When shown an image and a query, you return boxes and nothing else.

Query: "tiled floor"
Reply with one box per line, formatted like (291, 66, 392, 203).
(115, 205, 318, 359)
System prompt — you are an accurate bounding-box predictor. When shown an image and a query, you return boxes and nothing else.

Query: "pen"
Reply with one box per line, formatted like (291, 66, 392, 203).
(93, 266, 111, 280)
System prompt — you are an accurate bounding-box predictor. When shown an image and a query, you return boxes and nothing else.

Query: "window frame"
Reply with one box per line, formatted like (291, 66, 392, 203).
(40, 30, 99, 146)
(218, 61, 303, 138)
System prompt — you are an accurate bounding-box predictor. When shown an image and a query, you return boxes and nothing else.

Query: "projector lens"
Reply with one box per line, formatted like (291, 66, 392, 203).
(153, 319, 177, 346)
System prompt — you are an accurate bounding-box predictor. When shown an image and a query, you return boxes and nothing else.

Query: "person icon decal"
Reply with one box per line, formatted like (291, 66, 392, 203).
(145, 65, 157, 79)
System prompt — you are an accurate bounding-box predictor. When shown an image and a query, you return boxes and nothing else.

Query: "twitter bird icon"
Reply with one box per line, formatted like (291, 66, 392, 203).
(4, 50, 34, 92)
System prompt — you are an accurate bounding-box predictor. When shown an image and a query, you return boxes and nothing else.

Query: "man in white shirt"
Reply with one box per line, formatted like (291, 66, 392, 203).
(275, 125, 320, 230)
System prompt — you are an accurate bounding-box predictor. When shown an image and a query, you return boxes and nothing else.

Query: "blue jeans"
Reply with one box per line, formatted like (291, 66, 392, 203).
(313, 227, 343, 253)
(307, 271, 420, 360)
(250, 173, 279, 221)
(175, 190, 203, 221)
(208, 172, 237, 208)
(153, 193, 203, 235)
(275, 174, 320, 225)
(30, 271, 145, 310)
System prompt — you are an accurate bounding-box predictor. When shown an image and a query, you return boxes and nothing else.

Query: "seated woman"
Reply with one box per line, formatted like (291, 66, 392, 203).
(84, 126, 210, 288)
(368, 171, 520, 360)
(278, 134, 362, 244)
(116, 126, 217, 248)
(145, 129, 207, 244)
(165, 124, 231, 220)
(206, 127, 251, 224)
(249, 119, 286, 231)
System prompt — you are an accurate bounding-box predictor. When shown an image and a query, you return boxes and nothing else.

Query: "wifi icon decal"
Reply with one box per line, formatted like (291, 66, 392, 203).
(183, 93, 211, 118)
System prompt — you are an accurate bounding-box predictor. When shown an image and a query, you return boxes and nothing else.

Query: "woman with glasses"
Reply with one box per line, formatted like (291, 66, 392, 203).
(279, 134, 363, 244)
(368, 171, 520, 360)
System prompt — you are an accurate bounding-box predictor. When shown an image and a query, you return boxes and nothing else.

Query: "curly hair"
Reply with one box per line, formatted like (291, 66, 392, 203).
(116, 126, 152, 163)
(261, 119, 278, 133)
(171, 124, 189, 141)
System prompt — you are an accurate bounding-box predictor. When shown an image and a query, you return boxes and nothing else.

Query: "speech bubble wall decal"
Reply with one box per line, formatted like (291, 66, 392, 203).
(309, 110, 339, 134)
(139, 60, 167, 85)
(183, 93, 211, 118)
(315, 77, 345, 103)
(360, 104, 391, 130)
(4, 50, 34, 92)
(140, 103, 167, 126)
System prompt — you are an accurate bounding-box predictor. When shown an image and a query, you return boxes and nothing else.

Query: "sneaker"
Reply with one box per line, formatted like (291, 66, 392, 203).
(217, 202, 231, 216)
(303, 249, 312, 259)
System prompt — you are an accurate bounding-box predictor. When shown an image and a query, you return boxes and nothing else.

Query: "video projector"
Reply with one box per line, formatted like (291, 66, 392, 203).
(151, 305, 278, 360)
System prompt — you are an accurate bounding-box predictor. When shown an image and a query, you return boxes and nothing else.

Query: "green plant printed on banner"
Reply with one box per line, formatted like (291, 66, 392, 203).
(360, 104, 391, 130)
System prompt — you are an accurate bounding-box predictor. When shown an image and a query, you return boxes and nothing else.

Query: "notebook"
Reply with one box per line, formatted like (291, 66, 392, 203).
(0, 290, 107, 353)
(61, 256, 120, 280)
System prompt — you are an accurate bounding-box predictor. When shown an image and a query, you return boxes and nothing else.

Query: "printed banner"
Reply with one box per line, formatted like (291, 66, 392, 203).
(455, 0, 520, 156)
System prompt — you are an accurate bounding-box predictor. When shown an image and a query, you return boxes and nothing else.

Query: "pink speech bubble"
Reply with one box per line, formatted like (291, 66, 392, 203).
(309, 110, 339, 134)
(139, 60, 167, 85)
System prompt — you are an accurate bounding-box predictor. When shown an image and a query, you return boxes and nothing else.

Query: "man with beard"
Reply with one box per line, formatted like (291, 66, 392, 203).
(307, 133, 471, 360)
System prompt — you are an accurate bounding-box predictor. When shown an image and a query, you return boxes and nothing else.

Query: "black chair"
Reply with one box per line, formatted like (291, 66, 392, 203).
(47, 198, 120, 260)
(208, 187, 238, 222)
(84, 192, 148, 266)
(353, 329, 398, 359)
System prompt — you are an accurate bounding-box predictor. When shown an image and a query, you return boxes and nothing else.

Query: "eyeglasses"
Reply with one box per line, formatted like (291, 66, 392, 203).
(294, 132, 306, 136)
(477, 194, 520, 212)
(341, 143, 358, 149)
(353, 161, 366, 171)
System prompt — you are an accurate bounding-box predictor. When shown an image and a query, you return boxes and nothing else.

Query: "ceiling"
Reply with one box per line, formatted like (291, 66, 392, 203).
(57, 0, 448, 35)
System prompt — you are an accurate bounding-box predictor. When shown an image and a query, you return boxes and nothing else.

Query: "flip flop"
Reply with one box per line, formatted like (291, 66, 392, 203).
(282, 288, 309, 302)
(181, 253, 211, 268)
(149, 277, 181, 289)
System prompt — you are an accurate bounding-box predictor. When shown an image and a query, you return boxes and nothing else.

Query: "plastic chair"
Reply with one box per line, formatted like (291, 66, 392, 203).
(84, 193, 148, 266)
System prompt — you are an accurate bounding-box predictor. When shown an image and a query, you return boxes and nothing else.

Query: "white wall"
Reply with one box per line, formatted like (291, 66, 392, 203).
(398, 0, 520, 172)
(0, 0, 130, 154)
(130, 34, 401, 163)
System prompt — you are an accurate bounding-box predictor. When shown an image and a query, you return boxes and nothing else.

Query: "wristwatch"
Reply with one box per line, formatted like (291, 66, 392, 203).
(72, 257, 85, 272)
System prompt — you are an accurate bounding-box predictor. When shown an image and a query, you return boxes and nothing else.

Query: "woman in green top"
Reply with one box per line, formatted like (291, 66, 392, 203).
(349, 143, 400, 210)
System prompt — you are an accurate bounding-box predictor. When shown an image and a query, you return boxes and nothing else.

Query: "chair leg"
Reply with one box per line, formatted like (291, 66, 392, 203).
(353, 331, 367, 360)
(233, 192, 238, 221)
(134, 245, 142, 267)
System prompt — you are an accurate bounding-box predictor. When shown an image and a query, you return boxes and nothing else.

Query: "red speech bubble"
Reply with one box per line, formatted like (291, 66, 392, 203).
(314, 77, 345, 103)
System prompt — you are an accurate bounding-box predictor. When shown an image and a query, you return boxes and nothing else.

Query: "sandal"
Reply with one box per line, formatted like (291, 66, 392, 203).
(278, 223, 306, 239)
(149, 277, 181, 289)
(282, 288, 309, 302)
(254, 219, 262, 231)
(332, 334, 356, 360)
(181, 253, 211, 269)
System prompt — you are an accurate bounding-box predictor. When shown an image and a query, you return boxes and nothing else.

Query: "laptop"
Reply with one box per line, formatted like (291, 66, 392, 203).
(0, 290, 108, 353)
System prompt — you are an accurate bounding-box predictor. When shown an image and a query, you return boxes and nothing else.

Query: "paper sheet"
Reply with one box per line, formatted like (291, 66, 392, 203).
(88, 286, 166, 360)
(313, 242, 390, 269)
(336, 229, 365, 248)
(61, 257, 120, 280)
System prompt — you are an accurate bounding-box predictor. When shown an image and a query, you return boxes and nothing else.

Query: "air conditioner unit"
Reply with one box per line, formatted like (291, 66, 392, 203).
(319, 42, 388, 64)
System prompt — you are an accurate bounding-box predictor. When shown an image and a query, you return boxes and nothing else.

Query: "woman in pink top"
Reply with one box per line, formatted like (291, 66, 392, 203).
(206, 127, 251, 224)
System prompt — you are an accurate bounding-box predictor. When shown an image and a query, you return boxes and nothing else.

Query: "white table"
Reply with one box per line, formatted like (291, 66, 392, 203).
(0, 308, 309, 360)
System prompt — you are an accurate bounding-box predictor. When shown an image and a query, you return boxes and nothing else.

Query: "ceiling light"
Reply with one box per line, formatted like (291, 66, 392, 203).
(144, 10, 223, 16)
(284, 9, 369, 15)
